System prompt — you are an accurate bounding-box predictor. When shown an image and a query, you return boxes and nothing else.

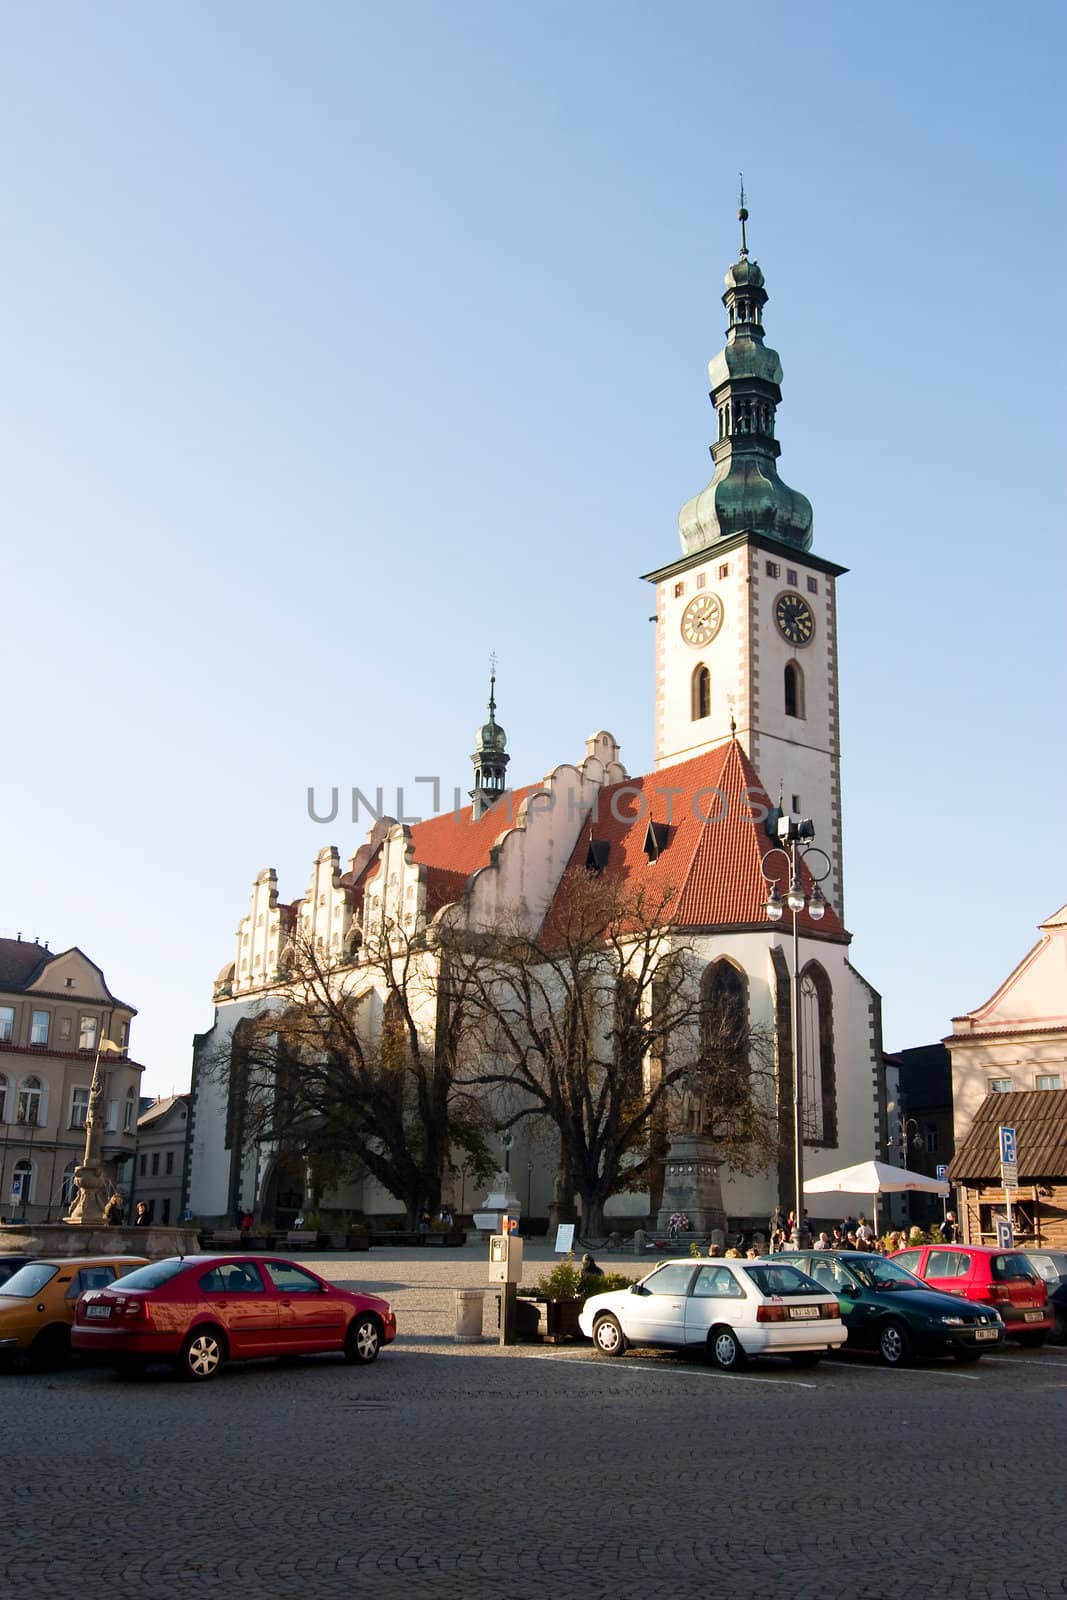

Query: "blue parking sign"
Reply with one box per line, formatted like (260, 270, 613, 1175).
(936, 1164, 947, 1181)
(999, 1126, 1017, 1165)
(996, 1217, 1014, 1249)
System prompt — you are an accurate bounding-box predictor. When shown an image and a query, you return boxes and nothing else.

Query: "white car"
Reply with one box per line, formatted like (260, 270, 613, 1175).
(579, 1257, 847, 1369)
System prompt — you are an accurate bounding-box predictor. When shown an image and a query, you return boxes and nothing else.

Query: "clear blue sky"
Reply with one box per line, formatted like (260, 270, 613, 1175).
(2, 2, 1064, 1097)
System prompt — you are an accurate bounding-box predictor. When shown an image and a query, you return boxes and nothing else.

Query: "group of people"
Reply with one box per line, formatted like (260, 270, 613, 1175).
(765, 1206, 960, 1254)
(101, 1193, 151, 1227)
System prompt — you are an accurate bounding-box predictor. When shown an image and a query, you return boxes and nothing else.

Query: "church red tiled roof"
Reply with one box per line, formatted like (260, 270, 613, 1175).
(406, 785, 541, 880)
(555, 741, 846, 937)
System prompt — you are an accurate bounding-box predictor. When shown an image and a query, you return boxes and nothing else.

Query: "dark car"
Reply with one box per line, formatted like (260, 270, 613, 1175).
(789, 1251, 1004, 1366)
(72, 1254, 396, 1381)
(1024, 1250, 1067, 1344)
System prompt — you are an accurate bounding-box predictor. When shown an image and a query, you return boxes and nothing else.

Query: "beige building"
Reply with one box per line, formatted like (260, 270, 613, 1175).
(133, 1094, 189, 1226)
(945, 903, 1067, 1246)
(0, 937, 143, 1221)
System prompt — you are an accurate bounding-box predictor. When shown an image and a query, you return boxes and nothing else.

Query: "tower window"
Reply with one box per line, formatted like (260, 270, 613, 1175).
(674, 582, 685, 598)
(718, 564, 729, 579)
(692, 664, 711, 721)
(696, 573, 706, 589)
(787, 569, 798, 587)
(765, 561, 779, 579)
(807, 576, 818, 595)
(785, 662, 804, 719)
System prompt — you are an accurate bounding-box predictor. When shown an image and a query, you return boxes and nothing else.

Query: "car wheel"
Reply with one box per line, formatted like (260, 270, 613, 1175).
(344, 1314, 382, 1365)
(29, 1325, 71, 1371)
(592, 1315, 627, 1358)
(709, 1326, 747, 1371)
(1015, 1330, 1047, 1349)
(877, 1319, 913, 1367)
(788, 1352, 821, 1368)
(178, 1327, 227, 1381)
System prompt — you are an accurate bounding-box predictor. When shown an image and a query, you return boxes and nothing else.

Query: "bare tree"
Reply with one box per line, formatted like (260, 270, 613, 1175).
(222, 923, 494, 1226)
(445, 869, 780, 1237)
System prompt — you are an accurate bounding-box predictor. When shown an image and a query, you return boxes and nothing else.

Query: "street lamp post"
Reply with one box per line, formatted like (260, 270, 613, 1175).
(762, 814, 830, 1250)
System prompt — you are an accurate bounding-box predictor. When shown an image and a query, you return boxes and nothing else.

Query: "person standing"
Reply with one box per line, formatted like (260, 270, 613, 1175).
(941, 1211, 960, 1243)
(134, 1201, 150, 1226)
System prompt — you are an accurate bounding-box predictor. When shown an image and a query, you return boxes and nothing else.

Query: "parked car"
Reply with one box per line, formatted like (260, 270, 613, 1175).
(890, 1244, 1053, 1345)
(0, 1255, 33, 1289)
(790, 1251, 1005, 1365)
(0, 1255, 149, 1367)
(72, 1254, 396, 1381)
(1021, 1250, 1067, 1344)
(579, 1256, 845, 1369)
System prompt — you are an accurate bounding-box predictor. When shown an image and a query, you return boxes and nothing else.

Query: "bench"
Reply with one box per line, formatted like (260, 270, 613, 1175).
(200, 1229, 242, 1249)
(284, 1230, 320, 1249)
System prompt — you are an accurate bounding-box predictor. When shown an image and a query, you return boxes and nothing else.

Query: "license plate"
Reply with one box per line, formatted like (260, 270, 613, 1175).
(84, 1304, 112, 1320)
(1024, 1310, 1044, 1322)
(790, 1305, 819, 1319)
(975, 1328, 998, 1341)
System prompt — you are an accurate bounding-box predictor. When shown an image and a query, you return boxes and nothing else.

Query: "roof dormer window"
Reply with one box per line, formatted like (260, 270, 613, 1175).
(644, 821, 670, 863)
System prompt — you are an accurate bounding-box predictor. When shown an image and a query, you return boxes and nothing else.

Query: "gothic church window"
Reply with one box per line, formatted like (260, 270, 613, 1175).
(799, 962, 837, 1147)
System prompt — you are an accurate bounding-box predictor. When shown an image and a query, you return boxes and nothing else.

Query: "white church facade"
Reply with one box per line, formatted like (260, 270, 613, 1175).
(184, 208, 885, 1233)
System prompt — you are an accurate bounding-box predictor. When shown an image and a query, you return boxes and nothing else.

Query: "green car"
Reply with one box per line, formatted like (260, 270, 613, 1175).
(784, 1251, 1005, 1366)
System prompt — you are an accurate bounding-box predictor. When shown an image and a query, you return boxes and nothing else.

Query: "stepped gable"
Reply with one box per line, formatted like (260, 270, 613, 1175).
(557, 741, 847, 937)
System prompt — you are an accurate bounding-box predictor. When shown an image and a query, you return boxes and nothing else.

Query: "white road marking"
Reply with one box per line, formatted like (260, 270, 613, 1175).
(821, 1359, 981, 1381)
(525, 1353, 819, 1389)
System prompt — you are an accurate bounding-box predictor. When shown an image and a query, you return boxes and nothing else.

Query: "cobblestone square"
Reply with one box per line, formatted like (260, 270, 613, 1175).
(6, 1247, 1066, 1600)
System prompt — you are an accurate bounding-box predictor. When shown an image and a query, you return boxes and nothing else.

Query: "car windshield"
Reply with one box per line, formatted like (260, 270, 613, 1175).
(743, 1264, 823, 1296)
(111, 1259, 190, 1291)
(0, 1263, 60, 1298)
(1027, 1253, 1067, 1283)
(847, 1257, 924, 1290)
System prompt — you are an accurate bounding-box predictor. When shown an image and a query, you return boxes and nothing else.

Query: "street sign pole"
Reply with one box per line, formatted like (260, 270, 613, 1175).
(998, 1126, 1018, 1236)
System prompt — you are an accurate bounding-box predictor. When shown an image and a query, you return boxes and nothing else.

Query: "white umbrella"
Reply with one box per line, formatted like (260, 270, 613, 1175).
(803, 1160, 949, 1234)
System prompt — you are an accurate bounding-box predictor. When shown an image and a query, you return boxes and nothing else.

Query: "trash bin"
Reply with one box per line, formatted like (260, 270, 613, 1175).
(454, 1287, 486, 1342)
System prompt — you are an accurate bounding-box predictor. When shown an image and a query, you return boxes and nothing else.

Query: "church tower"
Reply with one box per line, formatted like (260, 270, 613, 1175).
(469, 668, 510, 820)
(645, 196, 845, 908)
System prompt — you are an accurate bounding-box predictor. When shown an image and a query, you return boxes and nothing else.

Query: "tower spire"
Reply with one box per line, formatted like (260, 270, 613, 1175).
(676, 196, 813, 554)
(470, 657, 510, 820)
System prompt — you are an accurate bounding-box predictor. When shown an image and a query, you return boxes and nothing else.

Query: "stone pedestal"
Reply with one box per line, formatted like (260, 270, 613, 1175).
(655, 1134, 726, 1235)
(472, 1170, 521, 1236)
(0, 1221, 200, 1259)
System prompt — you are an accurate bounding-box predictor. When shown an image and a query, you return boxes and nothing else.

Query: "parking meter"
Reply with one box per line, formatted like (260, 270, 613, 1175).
(488, 1233, 523, 1282)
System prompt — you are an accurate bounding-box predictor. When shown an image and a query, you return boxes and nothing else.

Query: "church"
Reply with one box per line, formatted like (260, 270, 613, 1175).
(184, 205, 885, 1234)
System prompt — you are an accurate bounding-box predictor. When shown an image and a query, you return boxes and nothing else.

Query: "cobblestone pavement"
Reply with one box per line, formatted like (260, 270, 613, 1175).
(6, 1247, 1066, 1600)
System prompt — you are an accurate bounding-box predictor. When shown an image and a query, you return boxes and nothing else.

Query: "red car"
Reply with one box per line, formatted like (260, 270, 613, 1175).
(890, 1244, 1053, 1346)
(72, 1254, 396, 1380)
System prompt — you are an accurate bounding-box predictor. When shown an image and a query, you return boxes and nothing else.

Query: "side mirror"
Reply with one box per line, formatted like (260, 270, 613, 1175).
(630, 1283, 649, 1297)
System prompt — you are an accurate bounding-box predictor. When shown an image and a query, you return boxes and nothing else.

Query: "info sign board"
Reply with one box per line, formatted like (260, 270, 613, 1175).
(999, 1125, 1019, 1192)
(554, 1223, 575, 1254)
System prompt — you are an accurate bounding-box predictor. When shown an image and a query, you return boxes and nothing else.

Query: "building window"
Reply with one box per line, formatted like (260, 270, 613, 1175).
(0, 1006, 13, 1042)
(0, 1073, 7, 1121)
(139, 1154, 147, 1177)
(123, 1089, 135, 1132)
(105, 1100, 119, 1132)
(161, 1198, 171, 1224)
(71, 1086, 91, 1129)
(718, 564, 729, 579)
(151, 1152, 160, 1176)
(119, 1021, 129, 1048)
(807, 576, 818, 594)
(165, 1150, 175, 1175)
(17, 1077, 42, 1126)
(674, 582, 685, 598)
(784, 661, 804, 719)
(787, 569, 798, 587)
(30, 1010, 50, 1047)
(924, 1122, 939, 1154)
(988, 1078, 1013, 1093)
(61, 1160, 78, 1208)
(1036, 1074, 1062, 1090)
(696, 572, 706, 589)
(692, 663, 711, 721)
(78, 1016, 98, 1052)
(765, 561, 779, 579)
(12, 1159, 33, 1207)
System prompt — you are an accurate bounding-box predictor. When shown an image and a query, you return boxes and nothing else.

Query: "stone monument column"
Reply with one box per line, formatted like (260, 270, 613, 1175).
(655, 1133, 726, 1235)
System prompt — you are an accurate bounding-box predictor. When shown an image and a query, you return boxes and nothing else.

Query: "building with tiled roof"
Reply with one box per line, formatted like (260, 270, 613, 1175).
(186, 208, 886, 1233)
(0, 937, 144, 1221)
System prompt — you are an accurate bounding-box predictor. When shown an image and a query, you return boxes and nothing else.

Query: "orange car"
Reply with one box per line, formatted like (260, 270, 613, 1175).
(0, 1255, 149, 1367)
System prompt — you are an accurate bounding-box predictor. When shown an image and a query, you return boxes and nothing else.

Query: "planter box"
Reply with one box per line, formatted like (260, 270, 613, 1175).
(346, 1230, 371, 1251)
(514, 1296, 583, 1343)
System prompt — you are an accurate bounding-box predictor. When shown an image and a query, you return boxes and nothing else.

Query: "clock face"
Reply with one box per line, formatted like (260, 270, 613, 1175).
(680, 592, 724, 648)
(774, 591, 815, 647)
